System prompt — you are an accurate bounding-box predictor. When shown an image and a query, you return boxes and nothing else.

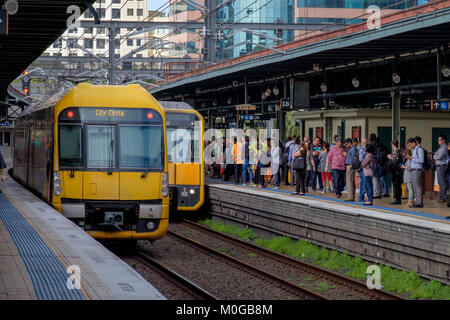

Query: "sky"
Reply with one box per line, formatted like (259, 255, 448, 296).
(148, 0, 170, 11)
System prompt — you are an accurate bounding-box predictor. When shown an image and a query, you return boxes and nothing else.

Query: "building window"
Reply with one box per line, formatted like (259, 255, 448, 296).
(137, 9, 143, 16)
(112, 9, 121, 19)
(53, 38, 62, 48)
(67, 39, 77, 49)
(127, 39, 134, 46)
(127, 9, 133, 16)
(187, 41, 196, 53)
(136, 39, 141, 46)
(96, 39, 105, 49)
(68, 28, 77, 34)
(112, 0, 121, 3)
(84, 27, 93, 34)
(84, 39, 93, 49)
(115, 27, 121, 34)
(136, 54, 143, 58)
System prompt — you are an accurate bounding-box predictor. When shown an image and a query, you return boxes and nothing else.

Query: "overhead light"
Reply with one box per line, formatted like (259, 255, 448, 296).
(352, 77, 360, 88)
(5, 0, 19, 15)
(320, 83, 327, 93)
(212, 100, 218, 106)
(261, 92, 267, 100)
(273, 86, 280, 96)
(227, 97, 232, 104)
(441, 65, 450, 78)
(392, 73, 401, 84)
(265, 88, 272, 96)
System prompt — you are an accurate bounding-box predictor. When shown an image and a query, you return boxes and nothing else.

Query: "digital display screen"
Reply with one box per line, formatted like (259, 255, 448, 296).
(59, 107, 163, 124)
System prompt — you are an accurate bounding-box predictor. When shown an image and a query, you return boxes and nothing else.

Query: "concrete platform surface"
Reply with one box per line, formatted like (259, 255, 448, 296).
(0, 172, 166, 300)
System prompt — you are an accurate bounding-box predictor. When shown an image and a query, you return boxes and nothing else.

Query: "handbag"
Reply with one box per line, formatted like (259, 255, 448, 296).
(292, 154, 306, 170)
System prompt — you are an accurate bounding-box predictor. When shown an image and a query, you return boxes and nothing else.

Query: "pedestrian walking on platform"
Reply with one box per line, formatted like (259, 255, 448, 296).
(288, 136, 298, 186)
(362, 144, 376, 205)
(357, 138, 367, 202)
(434, 135, 448, 202)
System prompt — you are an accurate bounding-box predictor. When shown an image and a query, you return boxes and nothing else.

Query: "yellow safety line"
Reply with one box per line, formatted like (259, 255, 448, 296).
(2, 188, 93, 300)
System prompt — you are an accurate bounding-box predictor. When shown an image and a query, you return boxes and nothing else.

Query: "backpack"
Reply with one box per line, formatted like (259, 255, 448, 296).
(420, 147, 432, 172)
(351, 150, 361, 171)
(373, 152, 384, 177)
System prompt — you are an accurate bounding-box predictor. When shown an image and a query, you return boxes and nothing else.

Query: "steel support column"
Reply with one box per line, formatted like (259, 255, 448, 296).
(437, 46, 442, 101)
(205, 0, 217, 63)
(108, 26, 116, 85)
(391, 89, 401, 143)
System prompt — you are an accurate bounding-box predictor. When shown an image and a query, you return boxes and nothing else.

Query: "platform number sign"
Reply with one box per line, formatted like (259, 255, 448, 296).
(280, 99, 291, 111)
(0, 10, 8, 35)
(431, 100, 449, 111)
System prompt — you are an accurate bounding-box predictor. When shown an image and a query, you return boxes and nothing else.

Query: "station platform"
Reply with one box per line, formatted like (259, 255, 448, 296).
(205, 178, 450, 284)
(0, 171, 166, 300)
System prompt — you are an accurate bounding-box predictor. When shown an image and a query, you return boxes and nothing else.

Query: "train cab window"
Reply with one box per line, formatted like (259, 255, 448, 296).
(59, 125, 83, 167)
(119, 125, 163, 169)
(87, 125, 116, 168)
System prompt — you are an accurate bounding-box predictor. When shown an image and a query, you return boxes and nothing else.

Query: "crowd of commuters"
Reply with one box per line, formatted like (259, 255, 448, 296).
(206, 132, 450, 208)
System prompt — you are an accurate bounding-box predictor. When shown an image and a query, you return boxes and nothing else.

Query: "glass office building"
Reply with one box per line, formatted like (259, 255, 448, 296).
(217, 0, 428, 59)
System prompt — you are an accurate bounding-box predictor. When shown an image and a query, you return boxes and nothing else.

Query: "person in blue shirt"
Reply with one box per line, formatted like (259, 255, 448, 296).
(344, 138, 358, 201)
(358, 138, 367, 202)
(288, 136, 298, 186)
(408, 137, 424, 208)
(433, 135, 448, 202)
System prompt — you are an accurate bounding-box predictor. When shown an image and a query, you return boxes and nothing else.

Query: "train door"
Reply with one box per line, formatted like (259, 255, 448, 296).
(83, 125, 119, 199)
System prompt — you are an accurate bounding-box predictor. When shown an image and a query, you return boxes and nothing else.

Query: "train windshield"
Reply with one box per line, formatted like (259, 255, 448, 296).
(166, 112, 201, 164)
(87, 125, 116, 168)
(59, 125, 83, 167)
(119, 125, 163, 169)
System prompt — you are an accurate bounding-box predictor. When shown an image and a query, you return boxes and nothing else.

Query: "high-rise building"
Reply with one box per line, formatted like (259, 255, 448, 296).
(44, 0, 149, 62)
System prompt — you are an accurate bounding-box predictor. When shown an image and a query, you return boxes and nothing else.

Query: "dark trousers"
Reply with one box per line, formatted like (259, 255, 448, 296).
(295, 169, 306, 194)
(234, 164, 242, 184)
(392, 170, 403, 203)
(311, 169, 323, 190)
(305, 170, 312, 193)
(332, 169, 346, 196)
(283, 163, 290, 185)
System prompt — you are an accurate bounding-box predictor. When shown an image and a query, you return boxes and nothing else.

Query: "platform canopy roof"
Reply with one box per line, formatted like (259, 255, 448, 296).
(0, 0, 95, 98)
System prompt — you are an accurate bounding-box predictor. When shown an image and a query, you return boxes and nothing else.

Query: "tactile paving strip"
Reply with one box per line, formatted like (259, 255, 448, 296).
(0, 193, 84, 300)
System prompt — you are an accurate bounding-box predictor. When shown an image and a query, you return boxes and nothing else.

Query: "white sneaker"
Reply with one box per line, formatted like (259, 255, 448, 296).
(321, 189, 326, 193)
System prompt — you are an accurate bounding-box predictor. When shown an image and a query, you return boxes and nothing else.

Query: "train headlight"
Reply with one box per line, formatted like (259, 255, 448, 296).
(146, 221, 155, 230)
(189, 188, 195, 195)
(53, 172, 62, 196)
(161, 173, 169, 197)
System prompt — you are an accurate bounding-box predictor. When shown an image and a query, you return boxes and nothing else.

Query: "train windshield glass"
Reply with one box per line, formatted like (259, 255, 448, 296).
(119, 125, 163, 169)
(59, 125, 83, 167)
(87, 126, 116, 168)
(166, 112, 201, 164)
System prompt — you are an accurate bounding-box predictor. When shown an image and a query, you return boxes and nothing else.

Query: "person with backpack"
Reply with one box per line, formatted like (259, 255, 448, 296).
(344, 138, 358, 202)
(408, 137, 424, 208)
(387, 139, 403, 205)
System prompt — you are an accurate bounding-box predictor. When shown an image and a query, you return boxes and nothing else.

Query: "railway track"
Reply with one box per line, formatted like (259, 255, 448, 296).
(133, 251, 218, 300)
(176, 219, 407, 300)
(166, 229, 328, 300)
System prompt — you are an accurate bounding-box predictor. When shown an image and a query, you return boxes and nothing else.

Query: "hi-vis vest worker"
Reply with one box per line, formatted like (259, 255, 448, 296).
(234, 138, 244, 164)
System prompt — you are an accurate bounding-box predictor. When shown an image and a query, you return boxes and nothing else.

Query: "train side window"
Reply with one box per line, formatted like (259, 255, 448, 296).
(59, 125, 83, 167)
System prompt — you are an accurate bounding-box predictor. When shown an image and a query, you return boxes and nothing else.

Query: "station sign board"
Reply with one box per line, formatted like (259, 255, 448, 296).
(236, 104, 257, 111)
(239, 114, 271, 121)
(430, 100, 449, 111)
(0, 10, 8, 35)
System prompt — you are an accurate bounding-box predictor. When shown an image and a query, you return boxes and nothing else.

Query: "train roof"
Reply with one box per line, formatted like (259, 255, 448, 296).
(20, 83, 163, 117)
(158, 101, 195, 111)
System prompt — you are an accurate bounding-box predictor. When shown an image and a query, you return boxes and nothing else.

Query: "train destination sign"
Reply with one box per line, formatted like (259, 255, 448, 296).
(236, 104, 257, 111)
(59, 107, 162, 124)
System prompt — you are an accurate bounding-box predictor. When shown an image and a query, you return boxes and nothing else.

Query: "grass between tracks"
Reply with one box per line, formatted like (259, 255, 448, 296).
(199, 219, 450, 300)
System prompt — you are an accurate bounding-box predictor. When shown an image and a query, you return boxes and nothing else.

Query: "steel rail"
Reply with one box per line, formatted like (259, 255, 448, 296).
(179, 219, 407, 300)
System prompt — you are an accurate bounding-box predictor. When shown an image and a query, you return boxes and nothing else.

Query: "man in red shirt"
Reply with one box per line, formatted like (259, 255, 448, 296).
(325, 138, 347, 198)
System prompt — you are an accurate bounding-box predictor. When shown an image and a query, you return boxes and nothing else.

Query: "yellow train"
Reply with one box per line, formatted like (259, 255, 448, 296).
(159, 101, 204, 212)
(13, 84, 169, 241)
